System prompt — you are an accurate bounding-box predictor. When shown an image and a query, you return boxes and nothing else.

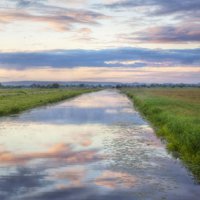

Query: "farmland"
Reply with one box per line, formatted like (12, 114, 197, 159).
(121, 88, 200, 181)
(0, 88, 97, 116)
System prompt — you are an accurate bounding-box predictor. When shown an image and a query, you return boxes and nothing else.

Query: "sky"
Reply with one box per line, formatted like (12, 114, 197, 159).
(0, 0, 199, 83)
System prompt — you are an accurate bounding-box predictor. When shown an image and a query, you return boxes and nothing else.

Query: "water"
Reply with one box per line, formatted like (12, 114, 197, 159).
(0, 90, 199, 200)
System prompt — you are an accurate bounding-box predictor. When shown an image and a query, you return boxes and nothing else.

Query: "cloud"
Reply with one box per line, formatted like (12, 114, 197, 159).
(0, 9, 107, 31)
(0, 48, 200, 69)
(121, 25, 200, 43)
(13, 0, 45, 7)
(12, 0, 88, 7)
(1, 66, 199, 83)
(0, 0, 108, 32)
(72, 27, 95, 42)
(104, 0, 200, 16)
(102, 0, 200, 36)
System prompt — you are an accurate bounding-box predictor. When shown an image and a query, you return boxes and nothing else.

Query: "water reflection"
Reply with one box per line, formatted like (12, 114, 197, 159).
(0, 90, 199, 200)
(95, 170, 137, 189)
(1, 90, 145, 125)
(0, 143, 102, 166)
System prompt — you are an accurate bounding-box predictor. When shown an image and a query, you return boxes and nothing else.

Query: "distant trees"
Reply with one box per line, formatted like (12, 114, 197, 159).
(0, 83, 4, 88)
(1, 82, 200, 89)
(50, 83, 60, 88)
(30, 83, 60, 88)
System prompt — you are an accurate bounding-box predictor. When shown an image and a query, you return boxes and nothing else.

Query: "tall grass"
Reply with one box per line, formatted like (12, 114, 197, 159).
(0, 88, 98, 116)
(121, 88, 200, 182)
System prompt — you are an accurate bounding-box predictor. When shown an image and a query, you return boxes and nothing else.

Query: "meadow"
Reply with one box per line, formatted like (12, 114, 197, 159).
(121, 88, 200, 181)
(0, 88, 97, 116)
(1, 87, 200, 182)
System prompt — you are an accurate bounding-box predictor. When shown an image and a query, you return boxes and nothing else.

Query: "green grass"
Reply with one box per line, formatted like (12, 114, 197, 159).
(0, 88, 98, 116)
(121, 88, 200, 182)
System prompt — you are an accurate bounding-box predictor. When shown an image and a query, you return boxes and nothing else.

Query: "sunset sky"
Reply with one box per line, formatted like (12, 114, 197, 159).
(0, 0, 199, 83)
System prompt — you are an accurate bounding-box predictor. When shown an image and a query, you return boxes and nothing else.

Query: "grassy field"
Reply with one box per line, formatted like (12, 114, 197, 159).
(121, 88, 200, 182)
(0, 88, 97, 116)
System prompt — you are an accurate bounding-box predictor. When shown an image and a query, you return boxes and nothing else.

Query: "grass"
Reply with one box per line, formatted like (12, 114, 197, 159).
(0, 88, 98, 116)
(121, 88, 200, 182)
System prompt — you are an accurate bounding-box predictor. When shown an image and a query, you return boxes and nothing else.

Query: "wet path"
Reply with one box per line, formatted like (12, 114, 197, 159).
(0, 90, 199, 200)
